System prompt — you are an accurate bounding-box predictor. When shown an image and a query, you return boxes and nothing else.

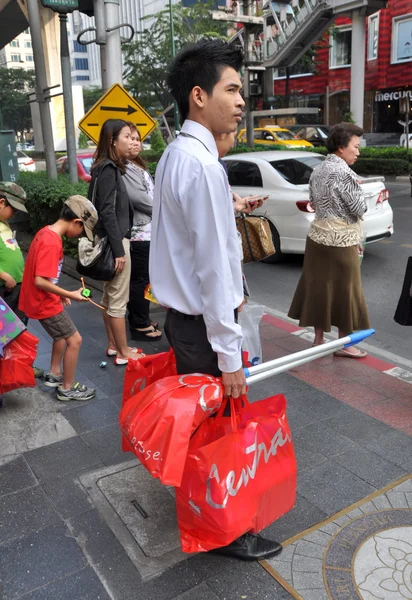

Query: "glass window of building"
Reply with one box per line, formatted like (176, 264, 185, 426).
(11, 54, 22, 62)
(24, 40, 32, 48)
(10, 40, 19, 48)
(392, 15, 412, 63)
(25, 55, 34, 62)
(368, 13, 379, 60)
(74, 58, 89, 70)
(24, 29, 30, 35)
(330, 27, 352, 68)
(73, 41, 87, 53)
(76, 75, 90, 81)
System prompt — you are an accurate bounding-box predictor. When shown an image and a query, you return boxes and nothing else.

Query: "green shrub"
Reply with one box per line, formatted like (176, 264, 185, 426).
(352, 158, 410, 176)
(140, 149, 164, 163)
(147, 162, 158, 179)
(78, 131, 89, 150)
(150, 128, 166, 153)
(18, 172, 89, 256)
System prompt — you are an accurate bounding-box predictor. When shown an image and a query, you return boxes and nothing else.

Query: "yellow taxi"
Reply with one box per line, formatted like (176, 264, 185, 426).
(237, 126, 313, 149)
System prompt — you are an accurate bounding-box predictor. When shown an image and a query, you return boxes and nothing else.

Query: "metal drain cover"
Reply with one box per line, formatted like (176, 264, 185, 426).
(79, 460, 188, 580)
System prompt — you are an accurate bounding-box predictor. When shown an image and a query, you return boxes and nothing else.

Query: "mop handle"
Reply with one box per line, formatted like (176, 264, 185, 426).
(244, 328, 375, 381)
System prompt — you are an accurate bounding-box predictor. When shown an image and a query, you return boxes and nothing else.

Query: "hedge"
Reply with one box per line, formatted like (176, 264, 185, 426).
(18, 171, 89, 256)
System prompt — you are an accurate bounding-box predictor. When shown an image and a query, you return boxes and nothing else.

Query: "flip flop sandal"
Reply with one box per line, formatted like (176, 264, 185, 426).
(106, 348, 117, 357)
(334, 348, 367, 359)
(131, 326, 163, 341)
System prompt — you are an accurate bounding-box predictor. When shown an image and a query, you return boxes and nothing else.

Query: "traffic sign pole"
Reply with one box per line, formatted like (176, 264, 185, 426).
(105, 0, 123, 87)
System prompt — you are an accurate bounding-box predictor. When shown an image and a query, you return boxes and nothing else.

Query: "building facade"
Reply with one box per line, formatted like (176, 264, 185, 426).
(271, 0, 412, 137)
(0, 28, 34, 70)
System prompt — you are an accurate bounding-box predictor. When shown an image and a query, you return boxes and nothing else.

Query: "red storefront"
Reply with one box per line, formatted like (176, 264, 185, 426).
(270, 0, 412, 136)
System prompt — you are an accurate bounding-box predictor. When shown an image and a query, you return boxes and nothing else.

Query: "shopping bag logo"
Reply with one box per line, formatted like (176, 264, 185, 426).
(205, 423, 292, 510)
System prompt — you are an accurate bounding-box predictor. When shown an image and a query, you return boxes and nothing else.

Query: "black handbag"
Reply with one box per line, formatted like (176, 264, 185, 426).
(76, 174, 116, 281)
(394, 256, 412, 326)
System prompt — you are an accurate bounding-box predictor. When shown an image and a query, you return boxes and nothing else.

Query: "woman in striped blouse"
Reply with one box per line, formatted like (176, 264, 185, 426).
(288, 122, 370, 358)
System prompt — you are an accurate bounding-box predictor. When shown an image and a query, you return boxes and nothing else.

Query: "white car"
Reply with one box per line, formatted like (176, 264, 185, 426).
(223, 151, 393, 262)
(17, 150, 35, 172)
(400, 133, 412, 147)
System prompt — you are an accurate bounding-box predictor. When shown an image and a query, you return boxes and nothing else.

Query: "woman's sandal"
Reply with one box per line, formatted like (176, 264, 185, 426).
(114, 347, 145, 366)
(130, 326, 163, 341)
(106, 348, 117, 357)
(334, 348, 367, 359)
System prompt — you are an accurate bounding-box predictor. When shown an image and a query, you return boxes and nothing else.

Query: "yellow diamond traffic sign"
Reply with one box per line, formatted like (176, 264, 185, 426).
(78, 83, 157, 145)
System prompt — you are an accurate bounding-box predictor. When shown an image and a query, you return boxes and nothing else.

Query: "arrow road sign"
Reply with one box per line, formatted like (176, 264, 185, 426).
(79, 83, 157, 145)
(100, 105, 137, 115)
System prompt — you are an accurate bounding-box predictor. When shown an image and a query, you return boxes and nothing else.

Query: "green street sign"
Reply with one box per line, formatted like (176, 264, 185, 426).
(41, 0, 79, 12)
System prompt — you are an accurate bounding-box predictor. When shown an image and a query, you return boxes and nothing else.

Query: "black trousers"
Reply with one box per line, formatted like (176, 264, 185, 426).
(164, 310, 221, 377)
(127, 240, 151, 329)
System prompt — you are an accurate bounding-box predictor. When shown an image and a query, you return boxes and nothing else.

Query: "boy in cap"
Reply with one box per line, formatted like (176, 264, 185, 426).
(19, 195, 98, 402)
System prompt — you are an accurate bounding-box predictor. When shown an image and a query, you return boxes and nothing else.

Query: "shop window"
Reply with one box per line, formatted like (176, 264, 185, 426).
(392, 14, 412, 63)
(74, 58, 89, 70)
(368, 13, 379, 60)
(330, 27, 352, 68)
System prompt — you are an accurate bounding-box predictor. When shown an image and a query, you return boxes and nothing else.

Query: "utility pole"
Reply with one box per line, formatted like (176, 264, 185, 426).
(93, 0, 109, 92)
(169, 1, 180, 132)
(27, 0, 57, 179)
(104, 0, 123, 86)
(243, 0, 254, 148)
(59, 12, 78, 183)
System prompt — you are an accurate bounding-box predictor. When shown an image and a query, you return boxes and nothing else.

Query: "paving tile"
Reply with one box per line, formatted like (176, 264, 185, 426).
(293, 421, 361, 458)
(272, 335, 312, 353)
(332, 446, 407, 489)
(172, 582, 220, 600)
(261, 493, 327, 543)
(0, 486, 60, 545)
(359, 398, 412, 434)
(0, 525, 87, 599)
(292, 435, 329, 472)
(259, 324, 290, 341)
(297, 460, 376, 515)
(61, 397, 120, 434)
(24, 436, 102, 483)
(261, 340, 289, 362)
(0, 455, 37, 497)
(205, 560, 293, 600)
(41, 473, 94, 520)
(246, 373, 314, 404)
(291, 365, 349, 390)
(362, 429, 412, 471)
(285, 388, 352, 421)
(350, 368, 412, 398)
(20, 567, 111, 600)
(318, 380, 388, 410)
(110, 393, 124, 408)
(321, 408, 395, 445)
(82, 423, 128, 466)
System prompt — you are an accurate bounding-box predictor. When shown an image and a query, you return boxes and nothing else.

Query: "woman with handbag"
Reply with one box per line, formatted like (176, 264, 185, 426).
(288, 122, 370, 358)
(123, 124, 162, 341)
(89, 119, 144, 365)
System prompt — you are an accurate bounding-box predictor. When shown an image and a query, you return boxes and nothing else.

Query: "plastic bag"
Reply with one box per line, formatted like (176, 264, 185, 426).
(0, 330, 38, 394)
(239, 304, 264, 366)
(122, 348, 177, 403)
(120, 373, 223, 486)
(175, 393, 297, 553)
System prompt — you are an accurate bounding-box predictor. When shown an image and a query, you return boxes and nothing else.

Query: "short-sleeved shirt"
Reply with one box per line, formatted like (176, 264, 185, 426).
(0, 221, 24, 287)
(19, 227, 64, 320)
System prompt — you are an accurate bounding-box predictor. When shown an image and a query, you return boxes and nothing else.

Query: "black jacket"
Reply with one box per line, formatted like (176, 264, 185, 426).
(88, 159, 133, 258)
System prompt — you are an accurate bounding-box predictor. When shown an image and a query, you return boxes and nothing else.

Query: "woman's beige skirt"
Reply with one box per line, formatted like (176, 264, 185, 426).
(288, 237, 370, 334)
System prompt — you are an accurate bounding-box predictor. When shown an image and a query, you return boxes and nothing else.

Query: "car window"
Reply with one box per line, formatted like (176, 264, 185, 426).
(293, 127, 306, 138)
(306, 127, 318, 139)
(17, 151, 25, 158)
(227, 161, 263, 187)
(273, 131, 295, 141)
(253, 130, 264, 140)
(61, 159, 69, 173)
(269, 156, 325, 185)
(318, 127, 329, 139)
(79, 157, 93, 174)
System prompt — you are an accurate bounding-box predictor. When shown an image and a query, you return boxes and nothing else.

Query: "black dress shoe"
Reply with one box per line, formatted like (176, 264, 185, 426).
(210, 533, 282, 561)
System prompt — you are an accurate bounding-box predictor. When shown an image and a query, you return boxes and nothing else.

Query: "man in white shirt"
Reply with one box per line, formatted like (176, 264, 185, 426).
(150, 39, 282, 561)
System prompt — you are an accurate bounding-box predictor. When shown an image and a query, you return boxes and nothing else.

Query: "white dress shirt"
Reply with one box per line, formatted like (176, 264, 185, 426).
(149, 120, 244, 373)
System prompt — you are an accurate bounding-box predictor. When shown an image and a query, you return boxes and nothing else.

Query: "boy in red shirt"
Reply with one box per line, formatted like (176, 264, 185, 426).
(20, 195, 98, 402)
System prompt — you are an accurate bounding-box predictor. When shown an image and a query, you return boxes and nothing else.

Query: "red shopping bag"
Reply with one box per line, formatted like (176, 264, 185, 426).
(0, 330, 38, 394)
(122, 348, 177, 403)
(120, 373, 223, 486)
(175, 394, 297, 553)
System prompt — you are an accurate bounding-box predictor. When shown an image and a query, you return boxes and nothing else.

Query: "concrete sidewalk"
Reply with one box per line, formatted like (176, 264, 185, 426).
(0, 273, 411, 600)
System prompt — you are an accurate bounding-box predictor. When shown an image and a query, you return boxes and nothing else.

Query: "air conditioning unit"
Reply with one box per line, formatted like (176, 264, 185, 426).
(249, 83, 262, 96)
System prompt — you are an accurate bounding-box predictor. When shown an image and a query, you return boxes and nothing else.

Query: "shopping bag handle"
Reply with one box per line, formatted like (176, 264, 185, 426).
(215, 395, 249, 432)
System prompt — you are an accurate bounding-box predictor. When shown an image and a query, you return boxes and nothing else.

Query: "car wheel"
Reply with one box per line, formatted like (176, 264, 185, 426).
(262, 221, 282, 264)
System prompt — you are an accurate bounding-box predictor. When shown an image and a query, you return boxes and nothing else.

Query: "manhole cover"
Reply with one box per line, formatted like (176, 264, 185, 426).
(79, 460, 188, 580)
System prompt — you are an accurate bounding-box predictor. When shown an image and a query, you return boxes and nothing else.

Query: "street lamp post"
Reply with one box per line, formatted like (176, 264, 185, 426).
(168, 1, 180, 133)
